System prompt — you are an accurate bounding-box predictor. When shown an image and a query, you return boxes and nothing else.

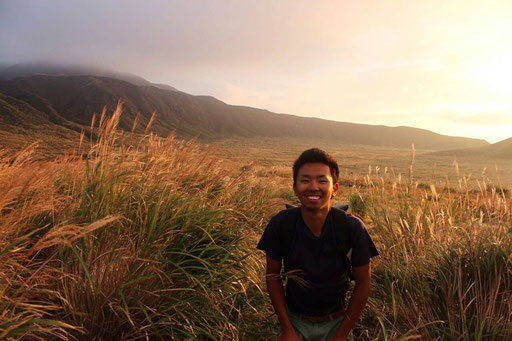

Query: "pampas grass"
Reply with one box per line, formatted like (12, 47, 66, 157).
(1, 103, 272, 340)
(1, 103, 511, 340)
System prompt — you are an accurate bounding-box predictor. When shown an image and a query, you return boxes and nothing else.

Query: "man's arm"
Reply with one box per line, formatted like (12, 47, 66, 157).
(265, 254, 300, 341)
(331, 262, 372, 341)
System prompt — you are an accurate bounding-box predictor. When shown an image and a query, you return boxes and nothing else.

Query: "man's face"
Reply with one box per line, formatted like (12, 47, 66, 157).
(293, 162, 339, 211)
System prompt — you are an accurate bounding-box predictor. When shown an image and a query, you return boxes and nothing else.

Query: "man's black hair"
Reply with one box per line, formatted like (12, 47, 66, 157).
(292, 148, 339, 186)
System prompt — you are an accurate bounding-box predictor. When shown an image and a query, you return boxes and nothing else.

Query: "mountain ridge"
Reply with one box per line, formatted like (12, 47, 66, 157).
(431, 137, 512, 159)
(0, 73, 490, 153)
(0, 61, 178, 92)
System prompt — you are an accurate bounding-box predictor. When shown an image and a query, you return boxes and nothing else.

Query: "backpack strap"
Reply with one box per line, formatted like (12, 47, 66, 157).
(331, 207, 353, 280)
(278, 207, 301, 261)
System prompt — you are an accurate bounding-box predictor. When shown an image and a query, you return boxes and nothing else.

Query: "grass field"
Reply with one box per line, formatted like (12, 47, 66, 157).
(215, 137, 512, 189)
(1, 108, 511, 340)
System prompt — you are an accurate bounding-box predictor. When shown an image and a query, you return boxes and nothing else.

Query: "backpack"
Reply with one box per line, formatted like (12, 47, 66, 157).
(278, 204, 353, 280)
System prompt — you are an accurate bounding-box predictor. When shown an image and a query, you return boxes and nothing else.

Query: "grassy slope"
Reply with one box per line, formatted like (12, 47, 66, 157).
(1, 106, 511, 340)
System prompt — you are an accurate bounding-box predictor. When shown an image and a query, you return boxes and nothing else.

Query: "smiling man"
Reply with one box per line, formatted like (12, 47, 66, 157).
(257, 148, 379, 341)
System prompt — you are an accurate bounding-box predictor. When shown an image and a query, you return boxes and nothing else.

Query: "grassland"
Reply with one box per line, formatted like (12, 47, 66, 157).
(214, 137, 512, 188)
(1, 107, 511, 340)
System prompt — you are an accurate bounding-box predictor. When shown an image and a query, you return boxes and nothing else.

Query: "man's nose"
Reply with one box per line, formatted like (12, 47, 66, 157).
(308, 180, 319, 190)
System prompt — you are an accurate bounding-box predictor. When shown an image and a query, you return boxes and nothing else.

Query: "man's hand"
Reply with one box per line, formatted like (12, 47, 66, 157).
(277, 327, 301, 341)
(265, 255, 299, 340)
(331, 262, 371, 340)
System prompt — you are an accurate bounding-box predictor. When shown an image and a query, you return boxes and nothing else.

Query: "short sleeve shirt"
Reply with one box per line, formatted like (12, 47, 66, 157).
(257, 208, 379, 316)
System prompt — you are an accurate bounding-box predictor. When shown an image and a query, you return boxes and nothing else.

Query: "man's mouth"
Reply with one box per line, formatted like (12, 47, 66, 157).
(306, 195, 321, 200)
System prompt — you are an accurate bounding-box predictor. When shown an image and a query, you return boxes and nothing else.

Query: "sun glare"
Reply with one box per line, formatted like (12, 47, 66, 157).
(470, 55, 512, 92)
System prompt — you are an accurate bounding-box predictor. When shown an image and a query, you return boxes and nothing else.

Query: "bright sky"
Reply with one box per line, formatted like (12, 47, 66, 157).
(1, 0, 511, 143)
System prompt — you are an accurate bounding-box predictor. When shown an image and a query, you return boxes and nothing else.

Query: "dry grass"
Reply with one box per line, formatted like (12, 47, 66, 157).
(335, 163, 512, 340)
(1, 104, 511, 340)
(215, 138, 512, 189)
(0, 103, 275, 340)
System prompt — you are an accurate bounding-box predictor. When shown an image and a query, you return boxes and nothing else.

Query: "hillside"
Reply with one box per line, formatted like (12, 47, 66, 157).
(432, 137, 512, 159)
(0, 74, 489, 151)
(0, 91, 81, 156)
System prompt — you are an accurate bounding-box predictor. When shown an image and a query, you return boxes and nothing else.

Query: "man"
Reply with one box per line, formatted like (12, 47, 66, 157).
(257, 148, 378, 341)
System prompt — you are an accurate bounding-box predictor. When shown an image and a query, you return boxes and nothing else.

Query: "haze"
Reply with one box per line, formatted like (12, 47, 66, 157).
(1, 0, 511, 143)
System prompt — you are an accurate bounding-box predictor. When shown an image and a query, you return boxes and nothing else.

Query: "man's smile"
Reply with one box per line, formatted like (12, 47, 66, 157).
(293, 162, 339, 212)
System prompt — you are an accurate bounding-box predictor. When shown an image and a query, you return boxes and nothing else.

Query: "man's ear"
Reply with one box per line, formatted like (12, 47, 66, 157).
(332, 183, 339, 198)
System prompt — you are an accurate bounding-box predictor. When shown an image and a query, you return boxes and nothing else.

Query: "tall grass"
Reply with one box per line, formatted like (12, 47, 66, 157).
(351, 164, 512, 340)
(2, 104, 511, 340)
(1, 103, 273, 340)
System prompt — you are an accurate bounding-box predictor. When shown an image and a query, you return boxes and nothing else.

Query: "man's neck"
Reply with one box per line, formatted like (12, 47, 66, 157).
(300, 205, 330, 237)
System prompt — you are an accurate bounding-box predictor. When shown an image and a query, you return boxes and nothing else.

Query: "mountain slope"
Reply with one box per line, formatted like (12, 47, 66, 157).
(432, 137, 512, 159)
(0, 74, 489, 151)
(0, 91, 80, 156)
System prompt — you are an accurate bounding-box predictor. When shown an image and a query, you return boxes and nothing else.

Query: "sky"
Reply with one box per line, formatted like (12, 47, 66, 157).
(1, 0, 511, 143)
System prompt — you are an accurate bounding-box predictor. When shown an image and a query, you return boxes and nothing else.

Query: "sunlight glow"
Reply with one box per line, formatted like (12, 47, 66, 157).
(469, 55, 512, 92)
(2, 0, 512, 143)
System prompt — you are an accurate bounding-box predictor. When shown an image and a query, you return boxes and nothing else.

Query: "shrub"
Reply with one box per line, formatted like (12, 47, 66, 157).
(349, 192, 368, 217)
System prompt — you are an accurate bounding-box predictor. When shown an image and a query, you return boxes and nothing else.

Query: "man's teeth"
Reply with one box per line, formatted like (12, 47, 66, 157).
(307, 196, 320, 199)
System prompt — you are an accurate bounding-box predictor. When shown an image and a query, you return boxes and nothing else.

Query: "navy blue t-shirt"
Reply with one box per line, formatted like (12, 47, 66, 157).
(257, 208, 378, 316)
